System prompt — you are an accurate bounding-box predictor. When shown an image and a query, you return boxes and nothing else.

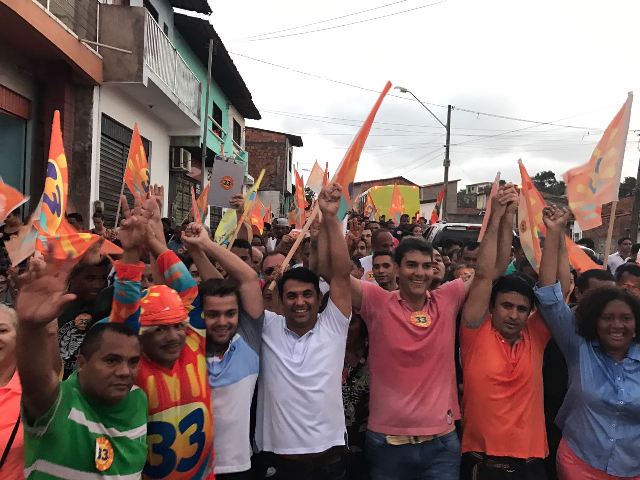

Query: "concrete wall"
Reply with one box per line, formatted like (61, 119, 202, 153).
(98, 5, 145, 83)
(98, 85, 170, 215)
(129, 0, 175, 40)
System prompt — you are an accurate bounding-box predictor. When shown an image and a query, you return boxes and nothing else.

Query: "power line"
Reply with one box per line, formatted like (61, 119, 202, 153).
(231, 51, 626, 132)
(242, 0, 410, 40)
(247, 1, 447, 41)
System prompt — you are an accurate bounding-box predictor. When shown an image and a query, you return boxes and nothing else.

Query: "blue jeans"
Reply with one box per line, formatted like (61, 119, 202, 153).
(365, 430, 461, 480)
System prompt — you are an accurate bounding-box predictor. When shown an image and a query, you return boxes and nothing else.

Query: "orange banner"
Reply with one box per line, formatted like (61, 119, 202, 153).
(389, 183, 405, 223)
(0, 180, 28, 224)
(124, 123, 150, 200)
(333, 81, 392, 219)
(294, 168, 305, 228)
(564, 93, 632, 230)
(250, 195, 266, 234)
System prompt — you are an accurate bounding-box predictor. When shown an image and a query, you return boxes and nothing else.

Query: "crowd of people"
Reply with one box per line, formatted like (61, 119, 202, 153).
(0, 181, 639, 480)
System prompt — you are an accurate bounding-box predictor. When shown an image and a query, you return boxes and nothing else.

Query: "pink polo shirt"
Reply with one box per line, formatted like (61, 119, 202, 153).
(0, 370, 23, 480)
(359, 279, 466, 436)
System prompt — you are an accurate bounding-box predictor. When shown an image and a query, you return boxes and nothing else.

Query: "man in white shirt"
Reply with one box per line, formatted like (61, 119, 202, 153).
(256, 183, 352, 480)
(607, 236, 633, 276)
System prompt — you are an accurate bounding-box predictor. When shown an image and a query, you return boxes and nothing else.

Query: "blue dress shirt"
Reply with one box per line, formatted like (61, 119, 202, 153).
(535, 282, 640, 477)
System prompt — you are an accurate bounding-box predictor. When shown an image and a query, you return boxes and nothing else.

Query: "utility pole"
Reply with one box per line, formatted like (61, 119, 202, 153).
(441, 105, 452, 220)
(201, 38, 214, 193)
(629, 135, 640, 242)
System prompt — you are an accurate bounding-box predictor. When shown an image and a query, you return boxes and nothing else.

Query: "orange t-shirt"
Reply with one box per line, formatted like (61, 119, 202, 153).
(460, 312, 550, 458)
(0, 370, 23, 480)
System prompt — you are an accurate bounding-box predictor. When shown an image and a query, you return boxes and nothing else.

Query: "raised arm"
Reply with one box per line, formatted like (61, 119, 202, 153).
(183, 236, 223, 282)
(495, 187, 518, 278)
(557, 233, 572, 299)
(183, 223, 263, 319)
(110, 196, 148, 331)
(539, 205, 570, 287)
(462, 186, 514, 328)
(318, 183, 352, 317)
(15, 256, 76, 419)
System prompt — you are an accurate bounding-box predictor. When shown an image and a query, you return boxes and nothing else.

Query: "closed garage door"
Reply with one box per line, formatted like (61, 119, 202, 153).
(99, 115, 151, 226)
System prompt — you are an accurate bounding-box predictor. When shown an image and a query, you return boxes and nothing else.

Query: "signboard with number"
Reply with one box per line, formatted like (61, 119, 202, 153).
(208, 156, 244, 208)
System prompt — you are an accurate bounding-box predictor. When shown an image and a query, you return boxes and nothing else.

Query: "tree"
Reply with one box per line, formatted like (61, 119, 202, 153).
(619, 176, 636, 198)
(532, 171, 565, 196)
(457, 190, 476, 208)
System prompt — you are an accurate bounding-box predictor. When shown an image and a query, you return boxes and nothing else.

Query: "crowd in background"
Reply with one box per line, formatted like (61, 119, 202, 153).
(0, 182, 639, 480)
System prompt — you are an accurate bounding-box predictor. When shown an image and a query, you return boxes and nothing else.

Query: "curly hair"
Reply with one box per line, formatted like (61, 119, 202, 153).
(574, 287, 640, 342)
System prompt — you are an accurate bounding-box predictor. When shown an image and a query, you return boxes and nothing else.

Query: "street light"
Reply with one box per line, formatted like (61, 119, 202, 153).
(395, 86, 452, 220)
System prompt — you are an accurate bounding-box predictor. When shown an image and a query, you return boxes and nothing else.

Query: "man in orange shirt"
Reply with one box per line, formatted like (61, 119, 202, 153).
(459, 185, 555, 480)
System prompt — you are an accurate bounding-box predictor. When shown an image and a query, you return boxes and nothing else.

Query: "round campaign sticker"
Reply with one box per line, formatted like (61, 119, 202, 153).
(366, 271, 375, 281)
(221, 176, 234, 190)
(410, 311, 432, 328)
(95, 437, 114, 472)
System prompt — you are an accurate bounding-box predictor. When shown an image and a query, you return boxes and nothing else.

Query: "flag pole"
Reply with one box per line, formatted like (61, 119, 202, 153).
(113, 176, 126, 228)
(603, 201, 618, 270)
(226, 169, 265, 249)
(267, 203, 320, 292)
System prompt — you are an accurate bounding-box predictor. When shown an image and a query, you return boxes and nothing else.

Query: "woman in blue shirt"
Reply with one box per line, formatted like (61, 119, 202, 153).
(535, 205, 640, 480)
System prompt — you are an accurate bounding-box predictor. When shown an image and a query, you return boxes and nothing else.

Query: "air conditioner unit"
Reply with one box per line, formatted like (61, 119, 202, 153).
(171, 147, 191, 172)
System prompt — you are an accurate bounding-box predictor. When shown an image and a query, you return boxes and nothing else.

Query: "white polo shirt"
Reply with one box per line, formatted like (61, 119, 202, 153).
(256, 299, 351, 454)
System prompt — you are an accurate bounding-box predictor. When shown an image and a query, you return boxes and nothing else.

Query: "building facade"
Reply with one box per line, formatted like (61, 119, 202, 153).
(0, 0, 259, 229)
(245, 127, 303, 217)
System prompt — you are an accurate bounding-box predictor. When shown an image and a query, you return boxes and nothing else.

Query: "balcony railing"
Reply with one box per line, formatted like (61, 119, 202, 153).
(232, 139, 248, 162)
(143, 11, 200, 118)
(35, 0, 98, 50)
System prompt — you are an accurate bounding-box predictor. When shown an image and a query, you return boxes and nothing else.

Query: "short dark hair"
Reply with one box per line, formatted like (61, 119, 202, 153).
(351, 256, 363, 269)
(463, 241, 480, 252)
(394, 237, 433, 265)
(232, 239, 252, 251)
(199, 278, 241, 309)
(442, 239, 463, 250)
(67, 212, 84, 223)
(79, 323, 139, 360)
(618, 236, 632, 245)
(632, 243, 640, 257)
(278, 267, 320, 299)
(92, 211, 104, 220)
(400, 214, 410, 220)
(576, 237, 595, 250)
(372, 250, 393, 262)
(615, 263, 640, 282)
(576, 269, 615, 293)
(490, 275, 535, 311)
(575, 287, 640, 343)
(372, 228, 392, 245)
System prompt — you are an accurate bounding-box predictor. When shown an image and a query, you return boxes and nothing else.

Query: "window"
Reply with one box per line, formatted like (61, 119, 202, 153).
(212, 103, 223, 138)
(232, 119, 242, 147)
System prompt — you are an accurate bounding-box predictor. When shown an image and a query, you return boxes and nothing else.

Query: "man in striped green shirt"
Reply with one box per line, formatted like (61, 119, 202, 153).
(15, 256, 148, 479)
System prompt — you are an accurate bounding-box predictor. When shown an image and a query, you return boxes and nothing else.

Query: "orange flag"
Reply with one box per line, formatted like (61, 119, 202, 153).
(389, 183, 405, 223)
(294, 168, 305, 228)
(36, 110, 68, 236)
(250, 195, 266, 234)
(363, 193, 377, 220)
(263, 203, 272, 224)
(564, 93, 632, 230)
(323, 162, 329, 188)
(478, 172, 501, 242)
(519, 159, 599, 273)
(305, 160, 325, 195)
(0, 180, 28, 224)
(124, 123, 150, 200)
(191, 183, 210, 224)
(518, 159, 547, 271)
(430, 190, 445, 224)
(333, 82, 392, 219)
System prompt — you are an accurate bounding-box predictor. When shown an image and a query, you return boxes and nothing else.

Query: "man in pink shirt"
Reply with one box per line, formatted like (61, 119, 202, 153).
(348, 236, 469, 479)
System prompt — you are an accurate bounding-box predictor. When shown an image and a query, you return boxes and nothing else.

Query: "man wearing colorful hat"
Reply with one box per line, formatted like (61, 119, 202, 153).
(110, 197, 213, 480)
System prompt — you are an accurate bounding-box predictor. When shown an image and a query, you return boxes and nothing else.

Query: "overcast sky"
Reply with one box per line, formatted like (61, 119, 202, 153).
(209, 0, 640, 188)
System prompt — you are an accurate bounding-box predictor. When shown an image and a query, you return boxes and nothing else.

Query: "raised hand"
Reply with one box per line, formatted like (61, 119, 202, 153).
(543, 205, 570, 232)
(149, 184, 165, 213)
(182, 222, 212, 251)
(141, 191, 167, 254)
(318, 183, 342, 217)
(118, 195, 149, 253)
(15, 255, 76, 325)
(230, 194, 245, 212)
